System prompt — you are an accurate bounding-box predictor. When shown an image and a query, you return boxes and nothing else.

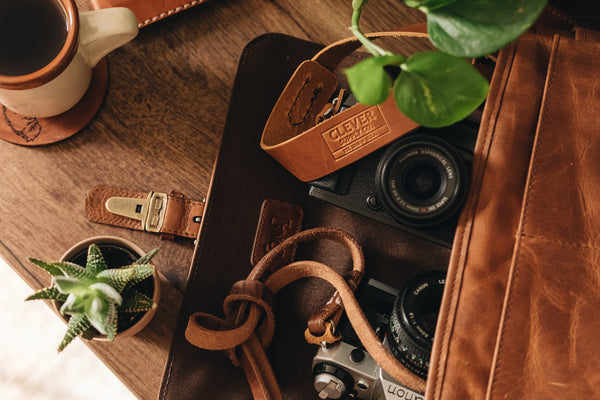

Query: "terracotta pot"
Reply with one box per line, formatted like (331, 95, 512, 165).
(54, 236, 160, 341)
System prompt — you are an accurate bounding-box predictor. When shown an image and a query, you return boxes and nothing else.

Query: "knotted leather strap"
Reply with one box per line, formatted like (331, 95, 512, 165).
(185, 227, 427, 399)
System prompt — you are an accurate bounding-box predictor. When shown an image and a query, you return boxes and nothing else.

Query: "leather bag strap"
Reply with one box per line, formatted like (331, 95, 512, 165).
(260, 30, 431, 182)
(185, 227, 427, 399)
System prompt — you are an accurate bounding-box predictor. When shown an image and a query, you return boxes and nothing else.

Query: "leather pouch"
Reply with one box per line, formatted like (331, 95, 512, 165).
(159, 33, 451, 400)
(160, 19, 600, 400)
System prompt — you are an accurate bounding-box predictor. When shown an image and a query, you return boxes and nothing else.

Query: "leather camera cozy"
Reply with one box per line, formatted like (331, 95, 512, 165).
(160, 10, 600, 400)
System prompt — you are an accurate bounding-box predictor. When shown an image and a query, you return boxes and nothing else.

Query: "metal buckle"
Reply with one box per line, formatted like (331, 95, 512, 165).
(105, 192, 168, 233)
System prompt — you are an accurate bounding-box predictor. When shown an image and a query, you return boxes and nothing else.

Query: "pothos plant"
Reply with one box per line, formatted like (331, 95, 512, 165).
(346, 0, 549, 127)
(25, 244, 159, 352)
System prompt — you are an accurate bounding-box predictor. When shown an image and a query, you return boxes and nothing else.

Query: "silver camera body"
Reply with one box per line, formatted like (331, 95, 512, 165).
(311, 279, 425, 400)
(312, 340, 424, 400)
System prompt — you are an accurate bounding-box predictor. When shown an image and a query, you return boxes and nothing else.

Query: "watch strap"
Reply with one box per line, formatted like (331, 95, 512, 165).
(86, 185, 205, 239)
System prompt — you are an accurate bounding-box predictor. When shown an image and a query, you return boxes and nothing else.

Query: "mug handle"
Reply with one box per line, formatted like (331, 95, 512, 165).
(78, 8, 139, 68)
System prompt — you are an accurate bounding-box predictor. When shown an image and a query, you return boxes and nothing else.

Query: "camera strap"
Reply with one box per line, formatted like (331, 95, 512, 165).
(260, 30, 429, 182)
(184, 227, 427, 400)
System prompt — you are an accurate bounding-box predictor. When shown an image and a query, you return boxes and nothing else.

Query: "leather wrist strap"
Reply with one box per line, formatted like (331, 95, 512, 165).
(260, 30, 429, 182)
(185, 228, 426, 399)
(85, 185, 205, 239)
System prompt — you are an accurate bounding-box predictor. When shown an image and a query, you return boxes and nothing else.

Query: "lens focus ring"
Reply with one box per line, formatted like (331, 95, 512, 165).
(375, 135, 468, 228)
(388, 271, 446, 379)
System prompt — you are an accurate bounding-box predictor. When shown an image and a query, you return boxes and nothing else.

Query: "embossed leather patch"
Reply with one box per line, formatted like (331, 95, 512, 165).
(251, 199, 304, 265)
(320, 106, 388, 159)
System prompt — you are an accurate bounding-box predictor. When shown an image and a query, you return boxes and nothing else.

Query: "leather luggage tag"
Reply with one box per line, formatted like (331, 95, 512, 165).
(86, 184, 205, 239)
(90, 0, 210, 28)
(250, 199, 304, 266)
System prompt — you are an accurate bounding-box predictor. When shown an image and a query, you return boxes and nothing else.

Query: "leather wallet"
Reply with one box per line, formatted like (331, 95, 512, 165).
(89, 0, 210, 27)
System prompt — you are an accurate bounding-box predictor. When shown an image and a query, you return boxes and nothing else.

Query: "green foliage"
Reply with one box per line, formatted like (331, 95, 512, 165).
(424, 0, 549, 57)
(346, 54, 406, 105)
(345, 0, 548, 127)
(394, 51, 488, 127)
(26, 243, 159, 352)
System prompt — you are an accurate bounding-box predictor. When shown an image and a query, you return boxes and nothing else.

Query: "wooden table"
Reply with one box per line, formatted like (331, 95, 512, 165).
(0, 1, 424, 398)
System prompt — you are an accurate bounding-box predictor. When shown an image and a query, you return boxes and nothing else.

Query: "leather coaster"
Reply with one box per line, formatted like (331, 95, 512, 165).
(0, 58, 109, 146)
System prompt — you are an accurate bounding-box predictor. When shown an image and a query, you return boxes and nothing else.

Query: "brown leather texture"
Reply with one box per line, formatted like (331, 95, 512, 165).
(90, 0, 210, 28)
(489, 34, 600, 400)
(159, 33, 450, 400)
(261, 34, 423, 182)
(186, 228, 367, 400)
(86, 184, 204, 239)
(162, 23, 600, 400)
(250, 199, 304, 266)
(427, 27, 600, 400)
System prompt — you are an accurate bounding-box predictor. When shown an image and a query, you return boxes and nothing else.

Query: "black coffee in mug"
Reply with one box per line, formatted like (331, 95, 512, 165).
(0, 0, 68, 76)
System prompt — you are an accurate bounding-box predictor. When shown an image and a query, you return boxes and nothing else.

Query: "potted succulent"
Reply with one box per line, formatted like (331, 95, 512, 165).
(25, 236, 161, 352)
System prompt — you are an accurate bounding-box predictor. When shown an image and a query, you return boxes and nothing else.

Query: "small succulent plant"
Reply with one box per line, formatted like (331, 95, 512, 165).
(25, 243, 159, 351)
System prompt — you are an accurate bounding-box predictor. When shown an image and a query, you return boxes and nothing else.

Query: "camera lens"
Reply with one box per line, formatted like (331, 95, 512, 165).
(388, 271, 445, 379)
(403, 162, 443, 201)
(375, 134, 468, 227)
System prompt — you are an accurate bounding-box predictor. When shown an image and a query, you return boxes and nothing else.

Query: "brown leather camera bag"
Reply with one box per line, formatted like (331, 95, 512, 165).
(160, 10, 600, 400)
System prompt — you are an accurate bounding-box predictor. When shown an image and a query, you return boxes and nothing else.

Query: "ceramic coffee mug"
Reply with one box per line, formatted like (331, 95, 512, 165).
(0, 0, 138, 118)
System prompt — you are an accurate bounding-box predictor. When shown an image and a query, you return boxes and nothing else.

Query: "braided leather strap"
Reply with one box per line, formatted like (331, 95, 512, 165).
(185, 227, 426, 399)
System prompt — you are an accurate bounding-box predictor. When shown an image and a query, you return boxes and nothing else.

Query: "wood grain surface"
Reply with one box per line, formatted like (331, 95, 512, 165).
(0, 0, 424, 398)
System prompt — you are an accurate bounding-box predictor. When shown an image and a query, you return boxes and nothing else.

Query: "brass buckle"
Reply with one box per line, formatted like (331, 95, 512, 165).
(105, 191, 168, 233)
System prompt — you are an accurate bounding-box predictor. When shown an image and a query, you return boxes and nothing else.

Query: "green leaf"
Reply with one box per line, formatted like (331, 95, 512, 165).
(425, 0, 548, 57)
(107, 309, 118, 341)
(345, 54, 407, 106)
(127, 264, 155, 289)
(89, 282, 122, 306)
(58, 313, 91, 352)
(28, 258, 64, 277)
(394, 51, 488, 127)
(134, 247, 159, 265)
(55, 261, 95, 281)
(86, 244, 108, 275)
(25, 287, 68, 302)
(404, 0, 458, 10)
(96, 267, 136, 292)
(119, 289, 156, 313)
(59, 293, 87, 315)
(54, 276, 91, 296)
(86, 301, 115, 336)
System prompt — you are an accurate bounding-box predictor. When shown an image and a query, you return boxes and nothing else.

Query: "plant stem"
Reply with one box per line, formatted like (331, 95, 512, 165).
(350, 2, 393, 57)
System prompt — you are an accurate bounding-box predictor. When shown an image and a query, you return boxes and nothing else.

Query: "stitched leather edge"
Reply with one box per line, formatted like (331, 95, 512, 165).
(427, 41, 518, 399)
(139, 0, 206, 28)
(487, 35, 561, 400)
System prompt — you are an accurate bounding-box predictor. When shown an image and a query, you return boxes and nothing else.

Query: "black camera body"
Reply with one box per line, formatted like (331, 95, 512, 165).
(309, 111, 478, 248)
(312, 274, 445, 400)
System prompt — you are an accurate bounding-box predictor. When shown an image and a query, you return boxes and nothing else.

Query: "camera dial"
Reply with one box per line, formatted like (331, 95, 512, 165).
(375, 135, 468, 228)
(388, 271, 446, 378)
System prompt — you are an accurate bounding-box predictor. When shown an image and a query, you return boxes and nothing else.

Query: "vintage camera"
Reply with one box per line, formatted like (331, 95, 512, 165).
(312, 273, 445, 399)
(309, 94, 479, 247)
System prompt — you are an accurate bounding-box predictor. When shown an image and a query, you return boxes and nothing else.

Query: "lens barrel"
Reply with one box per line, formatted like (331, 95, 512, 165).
(388, 271, 446, 379)
(375, 135, 468, 228)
